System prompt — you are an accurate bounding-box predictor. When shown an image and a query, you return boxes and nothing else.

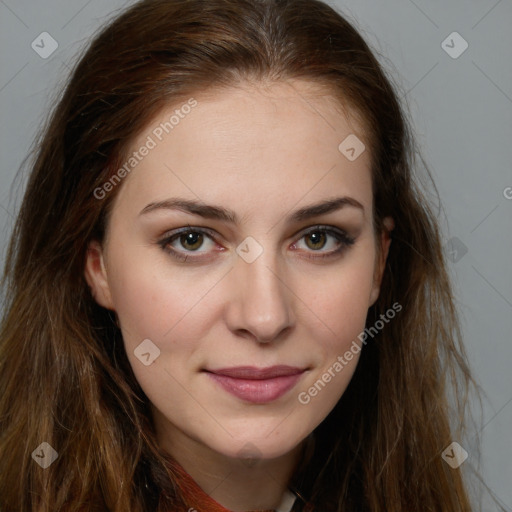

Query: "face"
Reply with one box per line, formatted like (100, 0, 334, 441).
(85, 80, 392, 462)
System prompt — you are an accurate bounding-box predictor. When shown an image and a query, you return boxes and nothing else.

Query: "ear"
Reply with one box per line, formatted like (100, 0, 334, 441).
(84, 240, 115, 310)
(369, 216, 394, 307)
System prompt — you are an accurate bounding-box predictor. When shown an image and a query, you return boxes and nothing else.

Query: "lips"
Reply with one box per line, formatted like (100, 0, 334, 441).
(204, 365, 306, 404)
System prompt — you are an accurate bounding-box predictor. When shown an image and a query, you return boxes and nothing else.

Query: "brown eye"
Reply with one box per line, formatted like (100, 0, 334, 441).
(178, 231, 204, 251)
(293, 226, 356, 260)
(158, 227, 218, 262)
(304, 231, 327, 250)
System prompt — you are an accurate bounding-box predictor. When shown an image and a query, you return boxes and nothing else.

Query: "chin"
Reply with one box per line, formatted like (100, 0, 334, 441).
(203, 425, 310, 462)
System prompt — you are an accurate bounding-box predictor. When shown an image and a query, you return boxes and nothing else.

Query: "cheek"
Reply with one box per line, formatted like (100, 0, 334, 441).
(106, 239, 188, 330)
(108, 264, 174, 341)
(299, 250, 376, 349)
(104, 244, 197, 361)
(106, 255, 206, 406)
(293, 245, 375, 411)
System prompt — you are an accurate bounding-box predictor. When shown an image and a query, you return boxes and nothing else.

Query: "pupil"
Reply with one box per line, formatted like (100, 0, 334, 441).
(308, 232, 325, 249)
(182, 232, 202, 250)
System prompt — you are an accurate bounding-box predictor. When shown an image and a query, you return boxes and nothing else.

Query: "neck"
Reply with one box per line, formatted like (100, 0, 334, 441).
(157, 427, 305, 511)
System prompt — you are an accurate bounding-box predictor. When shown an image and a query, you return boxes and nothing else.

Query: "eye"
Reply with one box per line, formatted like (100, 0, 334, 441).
(158, 227, 218, 262)
(291, 226, 355, 260)
(158, 225, 356, 263)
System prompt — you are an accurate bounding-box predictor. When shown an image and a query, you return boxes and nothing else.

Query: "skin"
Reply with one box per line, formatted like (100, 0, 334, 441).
(85, 79, 393, 511)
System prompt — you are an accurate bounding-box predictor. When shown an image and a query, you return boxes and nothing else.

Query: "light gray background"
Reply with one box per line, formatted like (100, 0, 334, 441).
(1, 0, 511, 509)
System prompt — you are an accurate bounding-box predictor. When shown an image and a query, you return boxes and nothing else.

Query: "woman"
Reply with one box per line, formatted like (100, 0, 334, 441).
(0, 0, 494, 510)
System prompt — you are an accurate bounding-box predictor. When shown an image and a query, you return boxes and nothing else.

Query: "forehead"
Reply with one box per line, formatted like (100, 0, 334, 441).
(109, 79, 373, 224)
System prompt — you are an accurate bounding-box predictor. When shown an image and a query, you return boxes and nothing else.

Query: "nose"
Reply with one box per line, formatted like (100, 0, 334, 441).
(225, 247, 294, 344)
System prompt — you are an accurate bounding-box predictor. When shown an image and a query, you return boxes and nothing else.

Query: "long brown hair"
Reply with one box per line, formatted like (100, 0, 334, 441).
(0, 0, 495, 510)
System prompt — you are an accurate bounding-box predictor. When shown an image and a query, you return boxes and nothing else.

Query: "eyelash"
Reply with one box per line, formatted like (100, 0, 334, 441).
(157, 225, 356, 263)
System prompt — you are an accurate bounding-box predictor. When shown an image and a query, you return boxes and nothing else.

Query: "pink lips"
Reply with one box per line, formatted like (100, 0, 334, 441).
(205, 365, 305, 404)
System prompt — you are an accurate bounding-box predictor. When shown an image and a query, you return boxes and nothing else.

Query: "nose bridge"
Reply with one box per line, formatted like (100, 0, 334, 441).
(231, 239, 293, 342)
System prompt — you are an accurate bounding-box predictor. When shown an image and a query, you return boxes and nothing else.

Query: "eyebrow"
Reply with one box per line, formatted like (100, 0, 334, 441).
(139, 196, 364, 223)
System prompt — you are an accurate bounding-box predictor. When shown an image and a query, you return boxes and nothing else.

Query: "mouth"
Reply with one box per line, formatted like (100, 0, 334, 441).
(203, 365, 306, 404)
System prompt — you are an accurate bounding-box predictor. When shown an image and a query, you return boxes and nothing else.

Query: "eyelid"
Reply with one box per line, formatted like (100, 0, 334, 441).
(297, 223, 350, 238)
(159, 223, 350, 242)
(291, 225, 356, 257)
(157, 226, 220, 261)
(158, 225, 219, 244)
(158, 224, 355, 261)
